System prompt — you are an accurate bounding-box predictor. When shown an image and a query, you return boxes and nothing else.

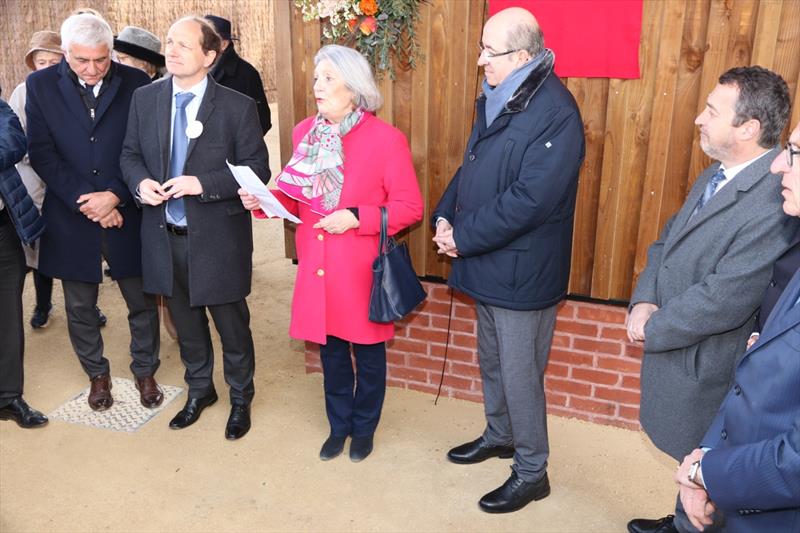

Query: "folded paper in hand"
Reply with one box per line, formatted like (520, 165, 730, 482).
(226, 160, 301, 224)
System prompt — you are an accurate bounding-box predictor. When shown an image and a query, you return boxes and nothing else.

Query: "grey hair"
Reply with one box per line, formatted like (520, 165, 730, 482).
(314, 45, 382, 112)
(61, 14, 113, 53)
(506, 20, 544, 56)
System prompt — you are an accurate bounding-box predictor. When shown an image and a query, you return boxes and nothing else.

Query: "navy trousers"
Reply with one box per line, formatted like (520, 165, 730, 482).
(319, 336, 386, 437)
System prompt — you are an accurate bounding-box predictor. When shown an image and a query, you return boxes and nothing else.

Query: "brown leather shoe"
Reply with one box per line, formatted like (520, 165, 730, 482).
(88, 374, 113, 411)
(135, 375, 164, 408)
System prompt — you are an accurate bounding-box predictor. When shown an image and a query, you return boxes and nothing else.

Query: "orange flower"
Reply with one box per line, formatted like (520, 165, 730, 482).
(359, 0, 378, 16)
(359, 15, 377, 35)
(347, 18, 358, 32)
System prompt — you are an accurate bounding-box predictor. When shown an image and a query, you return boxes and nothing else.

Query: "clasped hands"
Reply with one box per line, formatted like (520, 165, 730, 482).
(675, 448, 716, 531)
(77, 190, 122, 228)
(625, 302, 658, 343)
(432, 219, 458, 257)
(138, 176, 203, 206)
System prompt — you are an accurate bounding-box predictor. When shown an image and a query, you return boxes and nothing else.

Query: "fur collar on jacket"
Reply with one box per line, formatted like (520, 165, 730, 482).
(480, 48, 554, 115)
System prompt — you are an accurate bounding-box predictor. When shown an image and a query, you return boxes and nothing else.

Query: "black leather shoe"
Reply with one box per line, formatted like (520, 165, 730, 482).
(627, 515, 678, 533)
(30, 305, 52, 329)
(479, 471, 550, 513)
(447, 436, 515, 464)
(319, 434, 347, 461)
(349, 434, 374, 462)
(96, 306, 107, 327)
(0, 397, 48, 428)
(169, 391, 218, 429)
(225, 404, 251, 440)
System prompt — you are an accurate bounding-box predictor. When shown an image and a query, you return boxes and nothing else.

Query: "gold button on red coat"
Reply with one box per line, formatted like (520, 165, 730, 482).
(317, 234, 324, 241)
(316, 269, 324, 276)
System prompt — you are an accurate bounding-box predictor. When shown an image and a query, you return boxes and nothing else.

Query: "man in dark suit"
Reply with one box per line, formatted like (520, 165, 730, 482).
(26, 13, 162, 411)
(432, 8, 585, 513)
(669, 121, 800, 533)
(120, 16, 269, 440)
(205, 15, 271, 135)
(626, 67, 799, 532)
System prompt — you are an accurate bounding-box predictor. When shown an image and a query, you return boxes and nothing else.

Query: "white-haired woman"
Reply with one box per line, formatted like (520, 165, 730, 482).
(240, 45, 423, 462)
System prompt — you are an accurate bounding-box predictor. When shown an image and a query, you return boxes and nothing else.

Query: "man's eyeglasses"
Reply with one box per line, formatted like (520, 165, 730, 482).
(785, 142, 800, 167)
(478, 43, 518, 59)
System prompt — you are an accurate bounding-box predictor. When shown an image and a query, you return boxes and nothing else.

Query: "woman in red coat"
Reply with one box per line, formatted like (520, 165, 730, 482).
(240, 45, 423, 462)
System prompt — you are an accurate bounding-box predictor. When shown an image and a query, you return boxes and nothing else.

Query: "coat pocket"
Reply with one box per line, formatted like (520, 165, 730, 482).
(682, 344, 700, 382)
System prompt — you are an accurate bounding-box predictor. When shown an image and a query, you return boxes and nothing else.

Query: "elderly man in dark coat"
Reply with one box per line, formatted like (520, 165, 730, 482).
(205, 15, 271, 135)
(26, 13, 162, 411)
(432, 7, 585, 514)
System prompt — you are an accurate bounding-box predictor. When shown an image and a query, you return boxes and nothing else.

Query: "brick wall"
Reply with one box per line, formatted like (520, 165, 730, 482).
(304, 281, 643, 430)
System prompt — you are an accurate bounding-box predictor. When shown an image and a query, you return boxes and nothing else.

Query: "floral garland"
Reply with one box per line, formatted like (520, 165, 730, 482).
(295, 0, 424, 80)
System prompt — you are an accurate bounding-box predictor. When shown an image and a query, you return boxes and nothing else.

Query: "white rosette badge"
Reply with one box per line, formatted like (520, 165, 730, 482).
(186, 120, 203, 139)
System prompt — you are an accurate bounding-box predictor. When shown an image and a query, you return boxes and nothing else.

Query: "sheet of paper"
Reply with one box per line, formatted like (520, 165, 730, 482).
(227, 160, 301, 224)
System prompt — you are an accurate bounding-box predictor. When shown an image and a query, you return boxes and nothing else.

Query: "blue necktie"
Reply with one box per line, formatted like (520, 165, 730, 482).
(694, 168, 726, 214)
(166, 92, 195, 224)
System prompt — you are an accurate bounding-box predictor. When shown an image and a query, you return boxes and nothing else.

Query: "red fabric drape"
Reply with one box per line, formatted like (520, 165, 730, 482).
(489, 0, 642, 79)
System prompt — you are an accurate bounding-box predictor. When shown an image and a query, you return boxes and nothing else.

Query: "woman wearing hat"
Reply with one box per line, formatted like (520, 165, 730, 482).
(113, 26, 165, 81)
(8, 31, 107, 331)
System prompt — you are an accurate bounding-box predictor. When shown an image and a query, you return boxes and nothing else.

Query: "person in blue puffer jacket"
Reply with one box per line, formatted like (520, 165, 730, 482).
(0, 91, 48, 428)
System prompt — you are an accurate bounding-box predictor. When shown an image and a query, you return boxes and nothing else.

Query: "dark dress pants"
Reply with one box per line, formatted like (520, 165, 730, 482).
(166, 232, 255, 405)
(61, 233, 160, 379)
(0, 215, 26, 407)
(319, 335, 386, 437)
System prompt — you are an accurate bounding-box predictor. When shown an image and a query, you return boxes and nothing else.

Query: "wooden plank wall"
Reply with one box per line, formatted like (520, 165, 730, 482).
(274, 0, 800, 302)
(0, 0, 277, 100)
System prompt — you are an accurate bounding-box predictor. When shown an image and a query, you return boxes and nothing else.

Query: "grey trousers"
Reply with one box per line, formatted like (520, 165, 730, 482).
(477, 301, 558, 483)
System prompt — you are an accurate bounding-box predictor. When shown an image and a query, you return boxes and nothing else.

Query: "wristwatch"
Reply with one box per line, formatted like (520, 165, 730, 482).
(688, 460, 702, 485)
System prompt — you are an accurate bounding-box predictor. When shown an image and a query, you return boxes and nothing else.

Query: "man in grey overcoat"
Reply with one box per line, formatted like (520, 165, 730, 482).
(120, 16, 269, 440)
(626, 66, 799, 533)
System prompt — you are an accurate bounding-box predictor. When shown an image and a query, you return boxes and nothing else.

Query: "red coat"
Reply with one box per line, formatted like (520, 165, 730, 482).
(274, 114, 423, 345)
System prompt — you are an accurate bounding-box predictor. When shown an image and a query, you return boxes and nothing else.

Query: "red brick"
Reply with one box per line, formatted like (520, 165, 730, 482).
(386, 378, 407, 389)
(453, 292, 475, 307)
(594, 386, 640, 405)
(556, 302, 575, 319)
(545, 391, 568, 407)
(452, 333, 477, 349)
(625, 343, 644, 358)
(393, 323, 408, 336)
(575, 305, 627, 324)
(385, 350, 407, 365)
(573, 337, 622, 355)
(555, 319, 598, 337)
(569, 396, 616, 416)
(544, 377, 592, 397)
(407, 382, 440, 395)
(453, 305, 477, 320)
(571, 367, 620, 386)
(389, 337, 429, 355)
(452, 389, 484, 403)
(600, 326, 629, 341)
(429, 344, 476, 363)
(601, 418, 640, 431)
(548, 348, 594, 367)
(435, 374, 473, 391)
(388, 366, 428, 383)
(409, 327, 450, 344)
(596, 356, 640, 374)
(618, 405, 640, 422)
(450, 361, 482, 378)
(545, 362, 569, 378)
(427, 285, 452, 301)
(305, 366, 322, 375)
(430, 315, 476, 333)
(621, 375, 641, 390)
(408, 355, 445, 371)
(417, 299, 453, 317)
(551, 333, 571, 348)
(405, 312, 430, 328)
(547, 406, 591, 422)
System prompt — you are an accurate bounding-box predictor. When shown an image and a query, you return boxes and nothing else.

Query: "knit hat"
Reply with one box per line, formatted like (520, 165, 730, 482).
(25, 31, 63, 71)
(114, 26, 165, 67)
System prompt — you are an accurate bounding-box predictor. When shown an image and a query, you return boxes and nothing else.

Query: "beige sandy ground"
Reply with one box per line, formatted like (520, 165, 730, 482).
(0, 105, 676, 532)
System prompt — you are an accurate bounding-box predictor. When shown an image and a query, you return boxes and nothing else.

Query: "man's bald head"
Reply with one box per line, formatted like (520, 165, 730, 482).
(484, 7, 543, 57)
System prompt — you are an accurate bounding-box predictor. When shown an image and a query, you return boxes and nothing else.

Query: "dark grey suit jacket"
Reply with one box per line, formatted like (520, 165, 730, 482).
(631, 148, 799, 460)
(120, 75, 269, 306)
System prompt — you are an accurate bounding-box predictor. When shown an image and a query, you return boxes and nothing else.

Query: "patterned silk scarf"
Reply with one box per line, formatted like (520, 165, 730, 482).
(276, 109, 364, 215)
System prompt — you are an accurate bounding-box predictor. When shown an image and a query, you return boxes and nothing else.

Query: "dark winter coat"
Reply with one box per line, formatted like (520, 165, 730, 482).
(432, 51, 585, 310)
(212, 45, 271, 135)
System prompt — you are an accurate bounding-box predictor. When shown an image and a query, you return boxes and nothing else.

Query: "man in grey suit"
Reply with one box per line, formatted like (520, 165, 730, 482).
(120, 16, 269, 440)
(626, 66, 798, 533)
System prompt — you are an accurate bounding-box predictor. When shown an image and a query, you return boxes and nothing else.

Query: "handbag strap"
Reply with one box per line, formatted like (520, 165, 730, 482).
(378, 206, 388, 256)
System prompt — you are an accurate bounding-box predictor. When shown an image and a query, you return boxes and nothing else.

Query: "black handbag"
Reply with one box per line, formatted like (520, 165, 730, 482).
(368, 206, 426, 322)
